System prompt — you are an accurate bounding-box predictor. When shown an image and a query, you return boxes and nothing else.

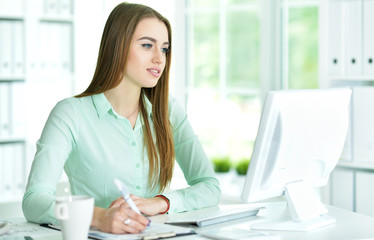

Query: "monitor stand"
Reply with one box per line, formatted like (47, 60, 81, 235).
(251, 181, 336, 231)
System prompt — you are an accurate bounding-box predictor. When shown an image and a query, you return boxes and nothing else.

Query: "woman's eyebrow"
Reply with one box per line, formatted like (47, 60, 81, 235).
(137, 36, 170, 46)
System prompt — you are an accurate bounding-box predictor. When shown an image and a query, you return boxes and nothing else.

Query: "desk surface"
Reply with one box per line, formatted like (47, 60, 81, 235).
(150, 201, 374, 240)
(2, 201, 374, 240)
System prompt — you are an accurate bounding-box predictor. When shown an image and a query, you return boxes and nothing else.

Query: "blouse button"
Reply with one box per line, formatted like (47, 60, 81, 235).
(131, 141, 136, 146)
(136, 185, 141, 190)
(136, 163, 141, 168)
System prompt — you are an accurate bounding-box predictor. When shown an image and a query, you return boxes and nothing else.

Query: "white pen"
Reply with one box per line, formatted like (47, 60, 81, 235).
(113, 179, 141, 214)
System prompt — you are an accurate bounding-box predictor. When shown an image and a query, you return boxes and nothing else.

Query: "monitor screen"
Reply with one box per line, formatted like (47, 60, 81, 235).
(240, 88, 351, 230)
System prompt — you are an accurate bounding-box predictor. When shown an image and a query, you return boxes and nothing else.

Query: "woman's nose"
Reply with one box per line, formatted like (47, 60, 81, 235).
(152, 49, 164, 64)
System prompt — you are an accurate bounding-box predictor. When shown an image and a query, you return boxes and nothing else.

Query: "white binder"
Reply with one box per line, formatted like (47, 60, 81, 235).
(0, 145, 5, 194)
(44, 0, 59, 16)
(60, 0, 72, 16)
(363, 0, 374, 76)
(327, 0, 343, 76)
(12, 143, 25, 195)
(331, 168, 354, 211)
(356, 172, 374, 217)
(342, 0, 362, 76)
(340, 99, 352, 162)
(1, 144, 14, 197)
(40, 22, 59, 74)
(60, 23, 72, 74)
(352, 87, 374, 162)
(50, 23, 61, 73)
(11, 82, 26, 138)
(12, 21, 24, 77)
(0, 21, 13, 77)
(0, 84, 11, 138)
(0, 84, 2, 138)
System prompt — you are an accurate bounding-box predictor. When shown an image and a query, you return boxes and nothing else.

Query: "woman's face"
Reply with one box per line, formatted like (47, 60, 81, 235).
(124, 17, 169, 89)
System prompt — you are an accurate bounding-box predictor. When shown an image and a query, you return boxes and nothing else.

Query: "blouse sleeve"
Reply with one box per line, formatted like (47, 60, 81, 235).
(22, 99, 78, 224)
(162, 97, 221, 213)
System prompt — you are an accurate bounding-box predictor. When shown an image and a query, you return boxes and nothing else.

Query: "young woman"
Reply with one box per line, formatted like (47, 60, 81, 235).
(22, 2, 221, 234)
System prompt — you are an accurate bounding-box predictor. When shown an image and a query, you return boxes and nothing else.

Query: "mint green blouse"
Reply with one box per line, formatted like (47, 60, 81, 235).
(22, 93, 221, 224)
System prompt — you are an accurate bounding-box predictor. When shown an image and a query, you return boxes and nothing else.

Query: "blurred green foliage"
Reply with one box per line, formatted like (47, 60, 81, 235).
(288, 7, 319, 89)
(212, 157, 232, 173)
(235, 158, 250, 175)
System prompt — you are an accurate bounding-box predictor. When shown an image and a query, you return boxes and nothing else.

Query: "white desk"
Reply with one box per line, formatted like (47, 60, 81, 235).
(150, 201, 374, 240)
(2, 201, 374, 239)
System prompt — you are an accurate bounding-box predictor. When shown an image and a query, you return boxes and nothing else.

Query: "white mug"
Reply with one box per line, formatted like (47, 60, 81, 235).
(54, 195, 94, 240)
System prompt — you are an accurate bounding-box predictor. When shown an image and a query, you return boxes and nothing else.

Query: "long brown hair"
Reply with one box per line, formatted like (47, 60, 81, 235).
(75, 2, 175, 192)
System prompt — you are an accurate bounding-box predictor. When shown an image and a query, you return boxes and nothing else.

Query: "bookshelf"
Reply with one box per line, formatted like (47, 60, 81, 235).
(324, 0, 374, 217)
(0, 0, 75, 203)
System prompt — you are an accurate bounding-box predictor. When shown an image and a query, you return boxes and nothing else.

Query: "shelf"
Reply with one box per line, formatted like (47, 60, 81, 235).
(0, 138, 26, 144)
(0, 78, 25, 83)
(39, 15, 74, 23)
(0, 15, 24, 21)
(337, 160, 374, 172)
(329, 76, 374, 82)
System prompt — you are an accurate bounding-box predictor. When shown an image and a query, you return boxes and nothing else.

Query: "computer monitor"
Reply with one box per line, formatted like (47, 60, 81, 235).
(241, 88, 351, 231)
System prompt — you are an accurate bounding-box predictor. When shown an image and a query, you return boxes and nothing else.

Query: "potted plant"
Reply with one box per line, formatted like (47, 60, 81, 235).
(212, 156, 231, 173)
(232, 158, 250, 191)
(235, 158, 250, 176)
(211, 157, 232, 190)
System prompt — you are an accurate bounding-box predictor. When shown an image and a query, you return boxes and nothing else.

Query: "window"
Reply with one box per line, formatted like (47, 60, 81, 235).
(183, 0, 320, 165)
(283, 1, 319, 89)
(185, 0, 262, 163)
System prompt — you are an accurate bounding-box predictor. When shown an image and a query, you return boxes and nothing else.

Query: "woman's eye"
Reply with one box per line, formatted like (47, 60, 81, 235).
(142, 43, 152, 49)
(161, 47, 170, 53)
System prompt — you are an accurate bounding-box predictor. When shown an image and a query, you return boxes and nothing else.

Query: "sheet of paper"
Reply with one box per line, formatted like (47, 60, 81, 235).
(88, 222, 194, 240)
(0, 218, 59, 239)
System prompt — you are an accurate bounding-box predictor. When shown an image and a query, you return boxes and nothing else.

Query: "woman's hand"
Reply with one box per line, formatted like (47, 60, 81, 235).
(91, 205, 150, 234)
(109, 195, 169, 216)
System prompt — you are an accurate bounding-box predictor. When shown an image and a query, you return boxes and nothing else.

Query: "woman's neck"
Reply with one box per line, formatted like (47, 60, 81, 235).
(104, 81, 141, 121)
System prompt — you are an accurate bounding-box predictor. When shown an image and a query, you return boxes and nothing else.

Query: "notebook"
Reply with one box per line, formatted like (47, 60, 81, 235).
(165, 206, 264, 227)
(42, 222, 195, 240)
